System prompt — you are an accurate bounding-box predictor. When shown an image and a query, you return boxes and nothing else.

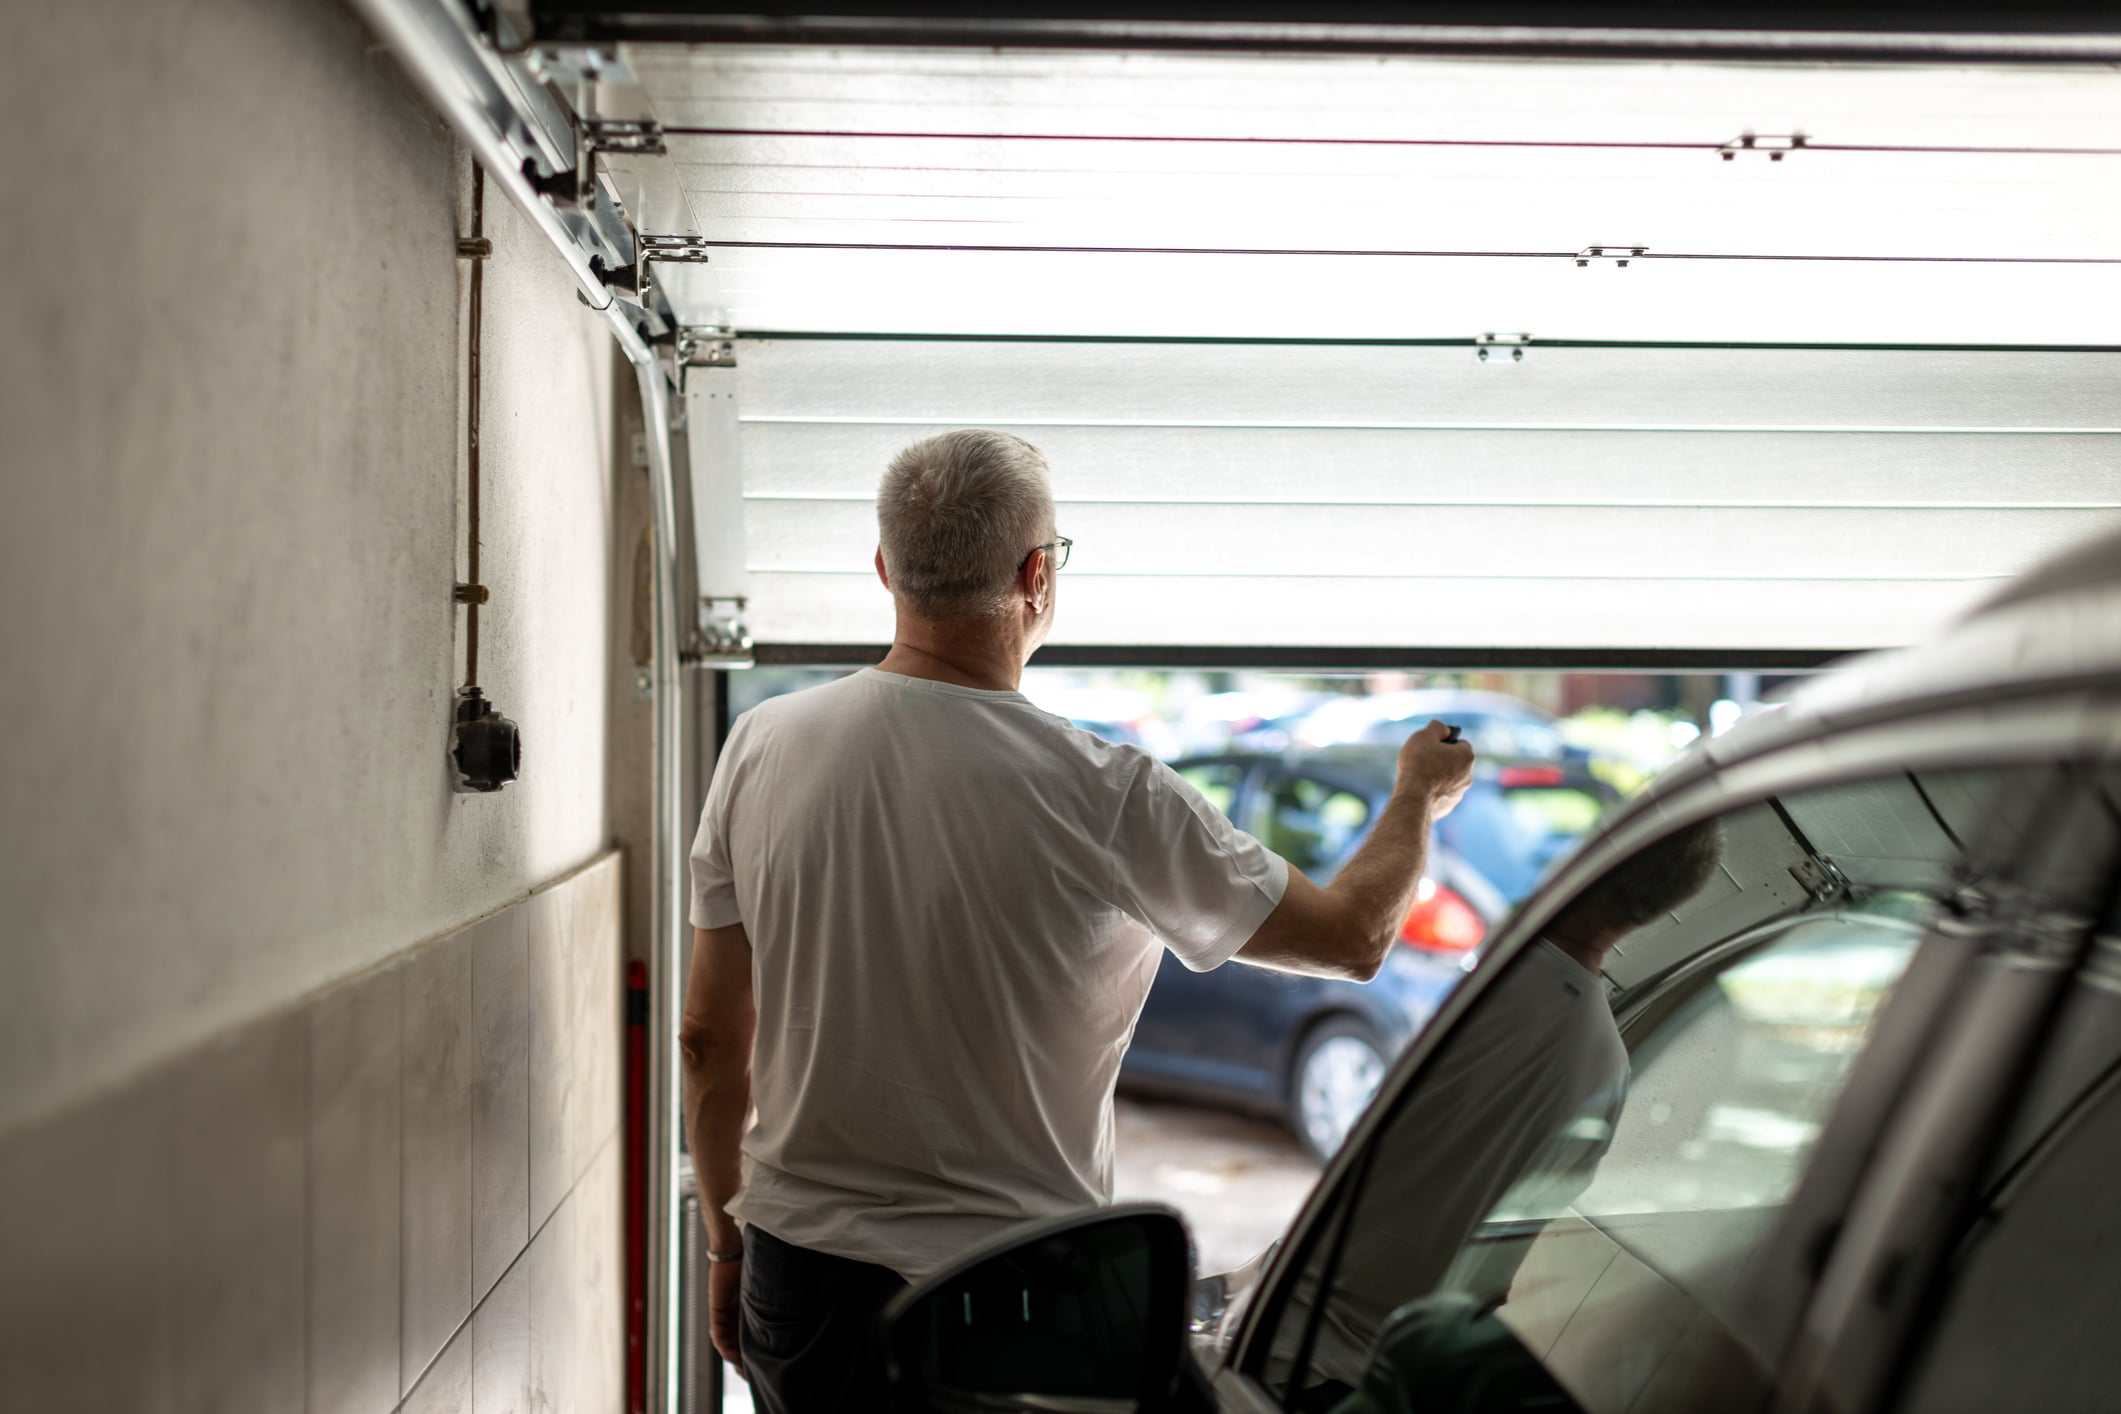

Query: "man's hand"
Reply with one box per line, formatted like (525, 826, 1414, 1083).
(1237, 719, 1476, 981)
(1395, 719, 1475, 816)
(709, 1257, 746, 1378)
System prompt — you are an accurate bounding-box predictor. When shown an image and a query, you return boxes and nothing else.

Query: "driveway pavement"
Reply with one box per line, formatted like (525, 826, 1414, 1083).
(1111, 1095, 1322, 1275)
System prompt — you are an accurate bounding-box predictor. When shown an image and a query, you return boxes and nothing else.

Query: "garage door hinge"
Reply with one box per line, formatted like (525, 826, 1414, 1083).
(1475, 332, 1532, 363)
(679, 328, 737, 368)
(523, 45, 635, 87)
(640, 235, 715, 264)
(1575, 245, 1647, 267)
(582, 118, 666, 157)
(685, 597, 754, 669)
(1721, 132, 1807, 162)
(1788, 856, 1852, 905)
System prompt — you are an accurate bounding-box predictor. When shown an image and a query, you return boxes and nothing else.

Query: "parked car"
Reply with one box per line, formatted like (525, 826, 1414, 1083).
(1120, 746, 1617, 1159)
(882, 528, 2121, 1414)
(1281, 689, 1576, 762)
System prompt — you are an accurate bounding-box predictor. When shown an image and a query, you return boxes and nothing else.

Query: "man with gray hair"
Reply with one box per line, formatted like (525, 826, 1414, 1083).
(681, 429, 1474, 1412)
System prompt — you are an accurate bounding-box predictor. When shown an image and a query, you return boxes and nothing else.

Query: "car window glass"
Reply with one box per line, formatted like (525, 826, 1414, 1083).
(1567, 911, 1918, 1219)
(1245, 766, 2051, 1414)
(1177, 762, 1245, 819)
(1895, 958, 2121, 1414)
(1893, 780, 2121, 1414)
(1261, 776, 1373, 876)
(1442, 774, 1611, 905)
(1507, 785, 1605, 840)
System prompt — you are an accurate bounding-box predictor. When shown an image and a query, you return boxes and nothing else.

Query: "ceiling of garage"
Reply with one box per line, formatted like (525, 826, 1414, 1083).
(585, 37, 2120, 661)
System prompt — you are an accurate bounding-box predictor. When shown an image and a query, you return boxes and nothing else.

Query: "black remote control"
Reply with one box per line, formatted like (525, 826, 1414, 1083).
(1442, 724, 1463, 744)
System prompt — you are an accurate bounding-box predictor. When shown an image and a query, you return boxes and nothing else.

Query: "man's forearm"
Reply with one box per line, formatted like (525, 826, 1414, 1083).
(1236, 720, 1470, 981)
(681, 1039, 752, 1253)
(1237, 789, 1438, 981)
(1326, 789, 1435, 963)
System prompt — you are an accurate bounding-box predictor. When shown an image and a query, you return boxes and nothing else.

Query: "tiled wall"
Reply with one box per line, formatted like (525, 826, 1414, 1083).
(0, 853, 626, 1413)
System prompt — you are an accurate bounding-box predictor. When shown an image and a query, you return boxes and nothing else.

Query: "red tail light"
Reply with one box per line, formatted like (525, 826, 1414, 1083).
(1399, 878, 1486, 953)
(1497, 765, 1566, 788)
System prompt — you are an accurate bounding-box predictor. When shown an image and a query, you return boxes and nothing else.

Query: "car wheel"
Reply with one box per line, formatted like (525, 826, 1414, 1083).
(1289, 1016, 1386, 1163)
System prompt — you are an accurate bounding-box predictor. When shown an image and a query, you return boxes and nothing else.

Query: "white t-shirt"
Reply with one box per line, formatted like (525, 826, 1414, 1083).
(689, 668, 1289, 1279)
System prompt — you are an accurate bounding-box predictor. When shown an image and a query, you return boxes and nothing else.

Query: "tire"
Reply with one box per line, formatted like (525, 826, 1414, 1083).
(1288, 1015, 1387, 1163)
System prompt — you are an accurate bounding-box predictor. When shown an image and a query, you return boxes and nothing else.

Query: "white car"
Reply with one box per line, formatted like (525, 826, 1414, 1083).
(879, 526, 2121, 1414)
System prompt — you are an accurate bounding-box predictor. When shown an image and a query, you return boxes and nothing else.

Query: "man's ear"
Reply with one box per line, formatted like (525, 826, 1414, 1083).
(875, 546, 890, 589)
(1020, 547, 1047, 614)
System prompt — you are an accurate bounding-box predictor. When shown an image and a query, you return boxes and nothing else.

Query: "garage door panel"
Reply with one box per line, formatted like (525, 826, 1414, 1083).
(633, 49, 2121, 151)
(734, 341, 2120, 429)
(745, 501, 2110, 582)
(702, 337, 2117, 654)
(674, 148, 2118, 262)
(711, 252, 2121, 345)
(674, 154, 2104, 264)
(738, 422, 2121, 509)
(742, 572, 1995, 651)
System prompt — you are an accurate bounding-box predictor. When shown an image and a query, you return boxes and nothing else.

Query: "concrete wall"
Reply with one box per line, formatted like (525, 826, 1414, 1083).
(0, 0, 618, 1137)
(0, 0, 637, 1407)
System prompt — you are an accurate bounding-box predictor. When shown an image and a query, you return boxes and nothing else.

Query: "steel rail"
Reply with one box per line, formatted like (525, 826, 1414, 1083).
(527, 12, 2121, 64)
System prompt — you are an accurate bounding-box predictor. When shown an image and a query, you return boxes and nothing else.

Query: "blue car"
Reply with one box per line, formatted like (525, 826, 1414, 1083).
(1119, 745, 1616, 1159)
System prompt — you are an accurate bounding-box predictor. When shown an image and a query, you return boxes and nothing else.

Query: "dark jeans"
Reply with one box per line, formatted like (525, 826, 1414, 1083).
(740, 1225, 910, 1414)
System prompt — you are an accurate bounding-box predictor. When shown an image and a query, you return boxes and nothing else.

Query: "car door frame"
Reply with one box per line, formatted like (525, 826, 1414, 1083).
(1215, 683, 2121, 1413)
(1768, 699, 2121, 1414)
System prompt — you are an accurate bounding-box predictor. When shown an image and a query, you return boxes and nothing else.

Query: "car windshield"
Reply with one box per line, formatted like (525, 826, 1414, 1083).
(1246, 762, 2079, 1414)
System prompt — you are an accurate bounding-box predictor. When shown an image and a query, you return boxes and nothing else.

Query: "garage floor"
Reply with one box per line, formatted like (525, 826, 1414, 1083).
(716, 1097, 1314, 1411)
(1111, 1096, 1322, 1276)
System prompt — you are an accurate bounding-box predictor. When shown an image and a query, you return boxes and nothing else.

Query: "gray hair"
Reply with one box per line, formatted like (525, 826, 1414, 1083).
(1568, 817, 1727, 934)
(877, 430, 1055, 619)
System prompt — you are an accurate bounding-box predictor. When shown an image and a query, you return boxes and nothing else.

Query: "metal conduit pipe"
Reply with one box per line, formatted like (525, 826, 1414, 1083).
(348, 1, 688, 1407)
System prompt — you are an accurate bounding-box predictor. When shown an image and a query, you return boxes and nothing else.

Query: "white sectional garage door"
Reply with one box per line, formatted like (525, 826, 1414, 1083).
(707, 337, 2119, 656)
(621, 42, 2121, 661)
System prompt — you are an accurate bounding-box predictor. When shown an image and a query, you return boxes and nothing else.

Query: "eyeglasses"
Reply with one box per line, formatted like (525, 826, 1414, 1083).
(1019, 536, 1072, 572)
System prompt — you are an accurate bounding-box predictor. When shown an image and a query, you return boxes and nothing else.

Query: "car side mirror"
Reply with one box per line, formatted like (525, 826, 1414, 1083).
(882, 1203, 1193, 1414)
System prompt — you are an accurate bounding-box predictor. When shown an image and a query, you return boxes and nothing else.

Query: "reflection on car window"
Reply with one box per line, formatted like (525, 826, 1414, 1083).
(1507, 787, 1604, 842)
(1247, 768, 2047, 1414)
(1438, 776, 1610, 905)
(1262, 777, 1373, 876)
(1568, 914, 1917, 1220)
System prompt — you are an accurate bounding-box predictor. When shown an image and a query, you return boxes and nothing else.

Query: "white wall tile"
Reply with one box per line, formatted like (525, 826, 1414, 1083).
(0, 1072, 174, 1413)
(403, 935, 475, 1395)
(398, 1317, 473, 1414)
(525, 885, 572, 1233)
(309, 964, 404, 1414)
(570, 856, 625, 1176)
(473, 1252, 532, 1414)
(471, 908, 530, 1301)
(171, 1010, 307, 1414)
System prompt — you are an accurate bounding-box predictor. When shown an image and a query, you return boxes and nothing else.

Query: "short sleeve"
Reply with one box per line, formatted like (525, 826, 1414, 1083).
(688, 716, 752, 930)
(1107, 756, 1288, 972)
